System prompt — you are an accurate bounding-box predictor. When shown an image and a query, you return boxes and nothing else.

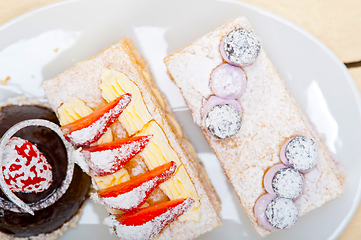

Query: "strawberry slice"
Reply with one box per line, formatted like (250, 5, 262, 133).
(2, 137, 52, 193)
(109, 197, 194, 239)
(81, 135, 152, 176)
(98, 161, 176, 212)
(61, 93, 132, 147)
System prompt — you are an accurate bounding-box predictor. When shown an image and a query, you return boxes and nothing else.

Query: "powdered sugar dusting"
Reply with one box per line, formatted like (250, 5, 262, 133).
(164, 16, 344, 237)
(272, 168, 303, 199)
(101, 179, 156, 211)
(222, 28, 261, 66)
(205, 104, 242, 139)
(104, 197, 194, 240)
(266, 197, 298, 229)
(0, 119, 75, 214)
(98, 162, 176, 211)
(2, 137, 52, 193)
(72, 148, 90, 174)
(43, 37, 222, 238)
(285, 136, 318, 171)
(67, 94, 131, 146)
(86, 141, 142, 175)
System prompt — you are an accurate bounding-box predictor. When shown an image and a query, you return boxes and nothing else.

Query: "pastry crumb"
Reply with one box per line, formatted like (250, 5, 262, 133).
(0, 76, 10, 85)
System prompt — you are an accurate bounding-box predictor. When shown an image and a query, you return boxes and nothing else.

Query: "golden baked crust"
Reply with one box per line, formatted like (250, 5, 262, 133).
(123, 37, 222, 213)
(43, 38, 222, 239)
(164, 16, 345, 237)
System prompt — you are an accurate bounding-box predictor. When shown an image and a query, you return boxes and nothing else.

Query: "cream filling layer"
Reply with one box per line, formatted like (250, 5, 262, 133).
(101, 68, 201, 222)
(94, 168, 130, 190)
(101, 68, 152, 135)
(57, 97, 129, 189)
(136, 121, 201, 222)
(57, 97, 113, 144)
(60, 68, 201, 222)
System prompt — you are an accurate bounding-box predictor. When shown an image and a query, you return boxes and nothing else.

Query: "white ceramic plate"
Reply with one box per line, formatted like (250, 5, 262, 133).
(1, 0, 361, 239)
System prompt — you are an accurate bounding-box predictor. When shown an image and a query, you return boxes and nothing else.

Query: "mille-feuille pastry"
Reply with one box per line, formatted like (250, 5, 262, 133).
(0, 95, 91, 239)
(43, 37, 221, 240)
(164, 16, 345, 237)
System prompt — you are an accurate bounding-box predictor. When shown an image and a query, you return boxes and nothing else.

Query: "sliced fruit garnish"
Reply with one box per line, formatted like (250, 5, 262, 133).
(82, 135, 152, 176)
(61, 93, 132, 147)
(2, 137, 52, 193)
(97, 161, 176, 212)
(108, 197, 194, 240)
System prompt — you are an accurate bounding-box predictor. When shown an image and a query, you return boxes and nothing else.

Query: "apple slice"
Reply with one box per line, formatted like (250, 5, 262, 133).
(61, 93, 131, 147)
(98, 161, 176, 211)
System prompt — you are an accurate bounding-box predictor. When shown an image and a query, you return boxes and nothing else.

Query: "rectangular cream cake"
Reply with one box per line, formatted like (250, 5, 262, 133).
(43, 37, 221, 239)
(164, 16, 345, 237)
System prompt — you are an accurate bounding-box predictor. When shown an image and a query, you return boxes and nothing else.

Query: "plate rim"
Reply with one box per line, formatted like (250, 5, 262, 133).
(1, 0, 361, 239)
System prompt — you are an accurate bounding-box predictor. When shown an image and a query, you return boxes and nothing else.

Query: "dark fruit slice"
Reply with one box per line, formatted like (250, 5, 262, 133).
(61, 94, 132, 147)
(98, 161, 176, 212)
(82, 135, 152, 176)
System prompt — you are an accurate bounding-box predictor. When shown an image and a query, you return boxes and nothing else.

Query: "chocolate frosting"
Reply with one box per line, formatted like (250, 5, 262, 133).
(0, 105, 91, 237)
